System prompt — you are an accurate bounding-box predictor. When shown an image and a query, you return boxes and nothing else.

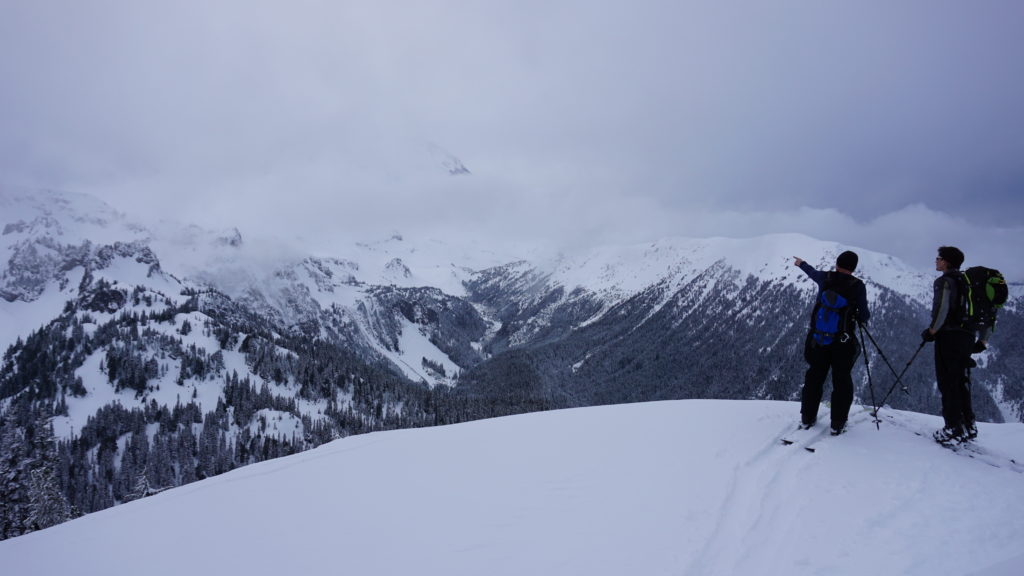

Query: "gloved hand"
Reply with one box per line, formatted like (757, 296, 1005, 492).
(921, 329, 936, 342)
(972, 340, 987, 353)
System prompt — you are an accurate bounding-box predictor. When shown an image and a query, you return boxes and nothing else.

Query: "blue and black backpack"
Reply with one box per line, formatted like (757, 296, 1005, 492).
(810, 273, 859, 346)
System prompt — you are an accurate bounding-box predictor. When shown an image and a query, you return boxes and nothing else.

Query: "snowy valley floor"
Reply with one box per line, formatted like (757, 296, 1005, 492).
(1, 399, 1023, 576)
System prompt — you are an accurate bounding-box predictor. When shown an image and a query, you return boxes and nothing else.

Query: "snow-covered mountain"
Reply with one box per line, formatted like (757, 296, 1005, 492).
(459, 236, 1023, 425)
(1, 399, 1022, 576)
(1, 188, 1022, 539)
(467, 234, 937, 349)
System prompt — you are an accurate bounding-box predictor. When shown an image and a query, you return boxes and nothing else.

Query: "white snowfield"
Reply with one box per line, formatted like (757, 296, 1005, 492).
(1, 400, 1022, 576)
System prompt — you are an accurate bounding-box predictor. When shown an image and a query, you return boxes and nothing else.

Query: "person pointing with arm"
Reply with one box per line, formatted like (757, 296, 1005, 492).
(792, 251, 870, 435)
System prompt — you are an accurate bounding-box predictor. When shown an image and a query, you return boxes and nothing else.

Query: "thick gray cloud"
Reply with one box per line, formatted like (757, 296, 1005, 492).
(2, 1, 1022, 276)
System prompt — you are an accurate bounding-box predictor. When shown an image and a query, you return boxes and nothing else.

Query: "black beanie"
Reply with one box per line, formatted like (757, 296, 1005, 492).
(836, 250, 858, 272)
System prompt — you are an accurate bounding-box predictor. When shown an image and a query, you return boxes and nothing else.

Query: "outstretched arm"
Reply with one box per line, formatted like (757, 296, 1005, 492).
(794, 257, 825, 286)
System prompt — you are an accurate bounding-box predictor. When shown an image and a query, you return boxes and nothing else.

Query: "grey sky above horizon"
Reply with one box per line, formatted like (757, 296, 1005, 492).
(2, 1, 1022, 275)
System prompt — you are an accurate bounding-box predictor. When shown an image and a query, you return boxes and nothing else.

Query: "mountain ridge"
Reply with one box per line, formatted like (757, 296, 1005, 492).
(1, 188, 1022, 539)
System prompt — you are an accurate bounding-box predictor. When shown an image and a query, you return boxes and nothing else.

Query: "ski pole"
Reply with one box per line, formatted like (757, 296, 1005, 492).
(874, 339, 927, 417)
(859, 324, 904, 389)
(858, 322, 880, 429)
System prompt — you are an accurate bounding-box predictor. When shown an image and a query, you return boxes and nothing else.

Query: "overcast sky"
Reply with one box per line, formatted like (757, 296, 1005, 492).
(2, 1, 1022, 276)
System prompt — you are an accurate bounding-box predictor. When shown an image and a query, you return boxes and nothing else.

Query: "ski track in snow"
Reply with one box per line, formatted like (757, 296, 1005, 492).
(685, 405, 1020, 576)
(688, 407, 841, 575)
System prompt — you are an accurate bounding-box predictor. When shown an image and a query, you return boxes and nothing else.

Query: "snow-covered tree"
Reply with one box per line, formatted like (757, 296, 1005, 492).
(0, 418, 32, 539)
(26, 419, 74, 531)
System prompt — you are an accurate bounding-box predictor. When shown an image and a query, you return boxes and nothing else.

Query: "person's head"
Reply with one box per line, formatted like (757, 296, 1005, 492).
(936, 246, 964, 271)
(836, 250, 858, 273)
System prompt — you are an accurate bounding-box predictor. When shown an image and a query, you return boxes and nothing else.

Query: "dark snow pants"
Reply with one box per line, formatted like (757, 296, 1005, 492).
(934, 330, 975, 431)
(802, 334, 860, 428)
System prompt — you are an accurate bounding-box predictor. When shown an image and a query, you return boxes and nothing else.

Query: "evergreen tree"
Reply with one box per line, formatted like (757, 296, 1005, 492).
(26, 418, 74, 531)
(0, 418, 31, 539)
(128, 465, 152, 501)
(27, 468, 72, 530)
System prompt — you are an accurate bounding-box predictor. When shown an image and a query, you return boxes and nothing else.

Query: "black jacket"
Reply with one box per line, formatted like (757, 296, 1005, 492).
(929, 270, 970, 334)
(799, 262, 870, 326)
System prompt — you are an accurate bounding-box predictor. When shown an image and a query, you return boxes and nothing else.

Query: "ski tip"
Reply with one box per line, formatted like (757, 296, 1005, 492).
(804, 446, 816, 453)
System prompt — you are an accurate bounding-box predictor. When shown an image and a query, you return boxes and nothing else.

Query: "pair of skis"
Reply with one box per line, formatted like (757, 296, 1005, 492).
(874, 412, 1024, 473)
(780, 424, 845, 453)
(780, 432, 828, 453)
(780, 406, 874, 453)
(927, 432, 1022, 473)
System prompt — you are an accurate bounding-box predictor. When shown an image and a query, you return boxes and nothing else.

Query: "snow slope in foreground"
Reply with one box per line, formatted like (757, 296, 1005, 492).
(1, 400, 1023, 576)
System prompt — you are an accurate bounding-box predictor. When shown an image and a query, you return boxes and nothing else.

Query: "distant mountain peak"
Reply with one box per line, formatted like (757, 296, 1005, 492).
(427, 142, 471, 176)
(217, 228, 243, 247)
(443, 156, 471, 176)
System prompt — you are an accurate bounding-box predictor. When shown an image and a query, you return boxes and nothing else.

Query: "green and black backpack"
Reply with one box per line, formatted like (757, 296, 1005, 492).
(959, 266, 1009, 331)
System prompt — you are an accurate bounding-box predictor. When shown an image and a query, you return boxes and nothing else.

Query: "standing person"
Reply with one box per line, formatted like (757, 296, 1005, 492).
(793, 251, 870, 435)
(922, 246, 977, 443)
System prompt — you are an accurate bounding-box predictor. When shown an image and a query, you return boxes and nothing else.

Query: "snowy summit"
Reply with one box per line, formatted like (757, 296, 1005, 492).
(1, 399, 1022, 576)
